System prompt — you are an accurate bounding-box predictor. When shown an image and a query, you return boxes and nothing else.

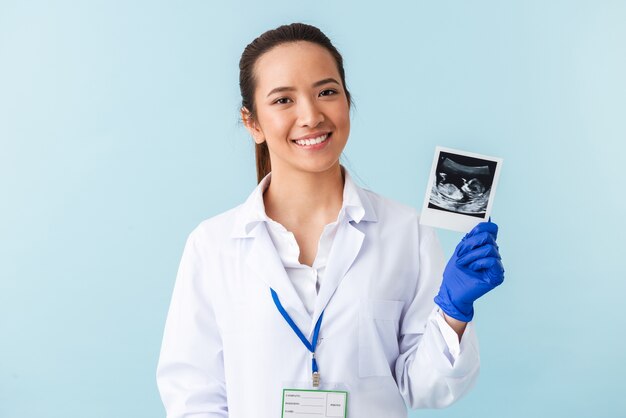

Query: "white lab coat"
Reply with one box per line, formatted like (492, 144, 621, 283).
(156, 170, 480, 418)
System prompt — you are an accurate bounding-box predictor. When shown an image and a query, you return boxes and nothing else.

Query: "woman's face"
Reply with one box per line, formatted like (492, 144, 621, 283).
(243, 41, 350, 176)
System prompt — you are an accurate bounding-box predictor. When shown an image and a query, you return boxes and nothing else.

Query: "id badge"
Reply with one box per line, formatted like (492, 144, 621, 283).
(281, 389, 348, 418)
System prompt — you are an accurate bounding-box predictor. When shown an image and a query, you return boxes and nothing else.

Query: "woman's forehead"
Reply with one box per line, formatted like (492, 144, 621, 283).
(254, 42, 340, 90)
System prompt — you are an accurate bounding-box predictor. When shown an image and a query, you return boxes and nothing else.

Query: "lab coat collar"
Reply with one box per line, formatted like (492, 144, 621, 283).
(244, 211, 365, 333)
(230, 165, 377, 239)
(245, 223, 314, 325)
(236, 165, 370, 331)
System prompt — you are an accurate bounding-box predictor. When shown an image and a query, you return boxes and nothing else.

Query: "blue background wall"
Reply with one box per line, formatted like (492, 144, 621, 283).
(1, 1, 624, 417)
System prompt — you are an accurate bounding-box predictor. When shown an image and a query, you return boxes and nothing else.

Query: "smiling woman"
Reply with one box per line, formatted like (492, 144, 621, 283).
(237, 24, 353, 184)
(156, 22, 504, 418)
(242, 41, 350, 179)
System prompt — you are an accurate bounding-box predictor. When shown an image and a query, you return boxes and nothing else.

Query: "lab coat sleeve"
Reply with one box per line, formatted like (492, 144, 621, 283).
(156, 230, 228, 418)
(395, 223, 480, 409)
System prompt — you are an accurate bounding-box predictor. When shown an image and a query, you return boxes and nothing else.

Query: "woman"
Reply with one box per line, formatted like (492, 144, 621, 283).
(156, 22, 504, 418)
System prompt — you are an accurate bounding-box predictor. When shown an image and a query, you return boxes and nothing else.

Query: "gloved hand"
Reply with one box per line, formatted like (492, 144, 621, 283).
(434, 221, 505, 322)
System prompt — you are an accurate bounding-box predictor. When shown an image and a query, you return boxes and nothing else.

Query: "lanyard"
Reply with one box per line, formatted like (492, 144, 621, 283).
(271, 288, 324, 388)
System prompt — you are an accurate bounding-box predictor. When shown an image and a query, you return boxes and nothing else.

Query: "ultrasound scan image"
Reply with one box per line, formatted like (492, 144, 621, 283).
(428, 152, 497, 218)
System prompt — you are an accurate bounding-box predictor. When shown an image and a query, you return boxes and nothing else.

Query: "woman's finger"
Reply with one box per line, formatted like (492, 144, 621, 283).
(467, 257, 505, 285)
(467, 256, 501, 272)
(456, 244, 501, 266)
(465, 221, 498, 240)
(457, 232, 498, 257)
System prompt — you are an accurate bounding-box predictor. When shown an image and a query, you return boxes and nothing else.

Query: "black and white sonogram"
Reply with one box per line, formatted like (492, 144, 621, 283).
(429, 152, 497, 218)
(420, 147, 503, 233)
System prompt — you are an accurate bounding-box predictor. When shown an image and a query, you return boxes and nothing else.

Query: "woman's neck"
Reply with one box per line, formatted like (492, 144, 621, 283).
(263, 163, 344, 227)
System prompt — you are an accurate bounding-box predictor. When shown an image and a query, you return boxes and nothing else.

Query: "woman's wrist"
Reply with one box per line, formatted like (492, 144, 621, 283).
(442, 311, 468, 341)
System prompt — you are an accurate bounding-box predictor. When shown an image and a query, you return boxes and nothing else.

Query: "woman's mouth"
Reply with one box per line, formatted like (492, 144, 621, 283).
(292, 132, 332, 148)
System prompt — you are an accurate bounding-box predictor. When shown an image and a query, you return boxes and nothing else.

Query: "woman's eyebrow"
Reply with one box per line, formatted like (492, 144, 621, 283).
(266, 78, 340, 97)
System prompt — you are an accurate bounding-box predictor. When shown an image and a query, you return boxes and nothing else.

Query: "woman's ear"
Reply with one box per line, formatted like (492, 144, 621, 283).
(241, 107, 265, 145)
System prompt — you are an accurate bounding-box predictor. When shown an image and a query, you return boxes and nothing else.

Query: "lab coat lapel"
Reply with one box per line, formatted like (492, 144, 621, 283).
(245, 222, 312, 326)
(310, 220, 364, 336)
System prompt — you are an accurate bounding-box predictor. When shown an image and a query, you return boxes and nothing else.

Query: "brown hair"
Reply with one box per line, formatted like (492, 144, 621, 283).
(239, 22, 354, 183)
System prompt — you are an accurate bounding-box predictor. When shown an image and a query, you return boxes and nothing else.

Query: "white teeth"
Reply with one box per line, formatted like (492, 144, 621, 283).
(294, 133, 329, 146)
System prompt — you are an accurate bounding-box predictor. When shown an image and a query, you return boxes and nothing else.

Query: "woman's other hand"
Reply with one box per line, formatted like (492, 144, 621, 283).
(434, 221, 505, 323)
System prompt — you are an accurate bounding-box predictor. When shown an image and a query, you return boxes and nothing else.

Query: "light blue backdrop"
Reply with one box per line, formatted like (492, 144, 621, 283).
(1, 1, 624, 417)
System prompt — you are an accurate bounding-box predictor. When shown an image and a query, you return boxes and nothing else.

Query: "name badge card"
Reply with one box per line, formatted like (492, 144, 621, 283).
(282, 389, 347, 418)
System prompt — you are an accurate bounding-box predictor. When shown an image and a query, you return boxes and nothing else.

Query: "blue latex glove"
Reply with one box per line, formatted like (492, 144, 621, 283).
(434, 221, 505, 322)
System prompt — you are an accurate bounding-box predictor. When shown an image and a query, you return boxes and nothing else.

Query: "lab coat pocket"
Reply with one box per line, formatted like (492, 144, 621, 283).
(358, 299, 404, 378)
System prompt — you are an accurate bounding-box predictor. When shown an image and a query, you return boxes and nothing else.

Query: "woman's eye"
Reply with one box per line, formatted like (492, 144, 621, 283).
(274, 97, 291, 105)
(320, 89, 338, 96)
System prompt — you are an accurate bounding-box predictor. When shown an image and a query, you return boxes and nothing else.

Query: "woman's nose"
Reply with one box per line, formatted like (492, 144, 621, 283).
(297, 98, 324, 127)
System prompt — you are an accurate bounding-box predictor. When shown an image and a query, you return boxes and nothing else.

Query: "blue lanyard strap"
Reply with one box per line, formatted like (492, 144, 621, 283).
(270, 288, 324, 374)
